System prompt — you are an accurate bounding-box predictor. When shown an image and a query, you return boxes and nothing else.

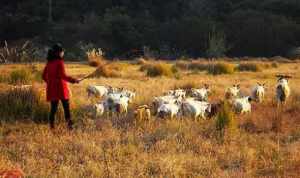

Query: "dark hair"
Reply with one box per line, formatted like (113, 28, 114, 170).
(47, 43, 64, 61)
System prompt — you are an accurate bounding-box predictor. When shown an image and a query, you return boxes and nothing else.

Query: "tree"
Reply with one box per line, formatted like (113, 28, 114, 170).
(206, 27, 228, 58)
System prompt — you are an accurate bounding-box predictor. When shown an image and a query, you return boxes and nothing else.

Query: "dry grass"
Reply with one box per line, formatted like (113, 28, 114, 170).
(173, 81, 199, 90)
(0, 84, 48, 122)
(0, 65, 43, 85)
(1, 60, 300, 177)
(9, 68, 33, 84)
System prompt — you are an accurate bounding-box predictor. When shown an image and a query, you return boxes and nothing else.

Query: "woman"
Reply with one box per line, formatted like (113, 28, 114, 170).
(42, 44, 80, 130)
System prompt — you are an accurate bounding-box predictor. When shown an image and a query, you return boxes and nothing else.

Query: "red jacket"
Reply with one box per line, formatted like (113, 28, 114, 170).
(42, 59, 75, 101)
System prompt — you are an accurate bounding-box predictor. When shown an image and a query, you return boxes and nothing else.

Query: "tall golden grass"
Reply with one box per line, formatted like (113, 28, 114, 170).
(0, 66, 43, 85)
(1, 60, 300, 177)
(0, 85, 48, 122)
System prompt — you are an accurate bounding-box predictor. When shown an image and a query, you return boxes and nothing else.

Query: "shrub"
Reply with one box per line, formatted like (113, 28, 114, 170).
(140, 63, 153, 72)
(93, 64, 121, 78)
(188, 61, 209, 71)
(236, 63, 263, 72)
(175, 60, 190, 70)
(207, 62, 235, 75)
(271, 62, 279, 68)
(136, 57, 148, 65)
(108, 62, 130, 71)
(0, 74, 9, 83)
(215, 102, 237, 140)
(0, 41, 37, 63)
(0, 85, 48, 122)
(86, 48, 106, 67)
(88, 60, 103, 67)
(145, 63, 178, 77)
(9, 68, 33, 85)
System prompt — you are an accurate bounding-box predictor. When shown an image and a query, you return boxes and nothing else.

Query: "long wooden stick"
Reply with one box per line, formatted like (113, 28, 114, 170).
(78, 75, 90, 82)
(78, 70, 98, 82)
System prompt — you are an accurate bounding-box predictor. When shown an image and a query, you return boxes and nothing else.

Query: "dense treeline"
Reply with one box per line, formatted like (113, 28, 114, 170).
(0, 0, 299, 58)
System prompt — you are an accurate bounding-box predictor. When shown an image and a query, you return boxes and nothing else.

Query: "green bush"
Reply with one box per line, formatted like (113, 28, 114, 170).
(0, 85, 48, 122)
(207, 62, 235, 75)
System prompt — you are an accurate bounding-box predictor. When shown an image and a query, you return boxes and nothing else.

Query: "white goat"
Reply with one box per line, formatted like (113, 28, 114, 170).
(152, 95, 179, 113)
(103, 93, 131, 117)
(157, 100, 181, 119)
(115, 96, 130, 116)
(251, 83, 266, 103)
(191, 85, 210, 101)
(182, 99, 211, 119)
(119, 89, 136, 103)
(233, 96, 252, 114)
(276, 76, 291, 104)
(166, 89, 186, 98)
(93, 101, 108, 118)
(225, 84, 241, 100)
(86, 85, 109, 98)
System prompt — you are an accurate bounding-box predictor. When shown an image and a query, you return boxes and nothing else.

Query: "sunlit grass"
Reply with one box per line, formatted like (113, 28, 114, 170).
(0, 60, 300, 177)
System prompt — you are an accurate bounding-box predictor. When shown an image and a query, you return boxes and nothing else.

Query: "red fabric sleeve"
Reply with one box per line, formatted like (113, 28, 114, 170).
(58, 60, 76, 83)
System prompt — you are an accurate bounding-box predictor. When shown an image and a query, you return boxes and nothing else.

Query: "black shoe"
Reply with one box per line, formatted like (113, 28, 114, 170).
(50, 122, 55, 130)
(67, 120, 74, 130)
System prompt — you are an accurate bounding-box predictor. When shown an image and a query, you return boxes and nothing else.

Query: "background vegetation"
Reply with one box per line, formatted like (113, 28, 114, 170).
(0, 0, 300, 59)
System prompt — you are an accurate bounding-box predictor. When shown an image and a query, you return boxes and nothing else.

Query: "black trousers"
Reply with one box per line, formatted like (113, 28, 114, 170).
(49, 99, 73, 128)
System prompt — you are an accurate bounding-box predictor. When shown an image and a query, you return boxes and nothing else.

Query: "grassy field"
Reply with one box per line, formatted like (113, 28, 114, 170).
(1, 59, 300, 177)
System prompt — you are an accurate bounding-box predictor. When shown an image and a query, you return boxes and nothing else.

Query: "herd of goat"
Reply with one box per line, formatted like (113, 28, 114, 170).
(87, 75, 291, 121)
